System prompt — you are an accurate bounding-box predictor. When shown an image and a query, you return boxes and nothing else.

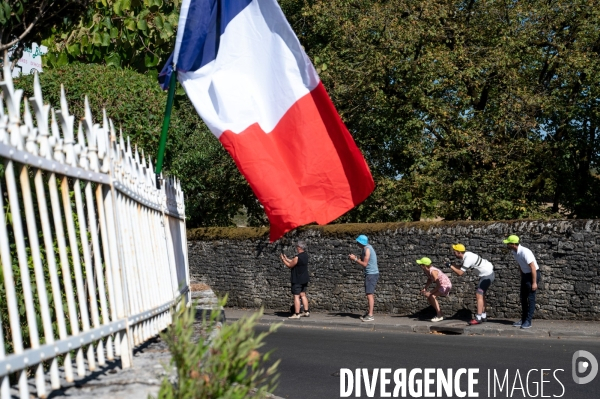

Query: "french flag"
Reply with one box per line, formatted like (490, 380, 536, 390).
(159, 0, 374, 241)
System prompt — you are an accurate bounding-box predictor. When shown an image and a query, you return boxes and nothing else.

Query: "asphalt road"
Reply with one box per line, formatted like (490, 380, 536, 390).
(257, 325, 600, 399)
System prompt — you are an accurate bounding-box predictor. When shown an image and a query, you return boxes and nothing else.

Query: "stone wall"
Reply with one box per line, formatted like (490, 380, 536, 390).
(188, 220, 600, 320)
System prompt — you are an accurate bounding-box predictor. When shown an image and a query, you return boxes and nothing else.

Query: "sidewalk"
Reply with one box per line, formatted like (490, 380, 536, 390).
(226, 308, 600, 339)
(44, 286, 222, 399)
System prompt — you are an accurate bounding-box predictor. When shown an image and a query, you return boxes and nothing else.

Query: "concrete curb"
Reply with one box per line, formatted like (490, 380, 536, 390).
(249, 389, 285, 399)
(228, 315, 600, 340)
(549, 330, 600, 339)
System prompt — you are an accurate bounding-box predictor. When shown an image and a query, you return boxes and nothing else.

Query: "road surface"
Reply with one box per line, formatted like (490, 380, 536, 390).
(258, 325, 600, 399)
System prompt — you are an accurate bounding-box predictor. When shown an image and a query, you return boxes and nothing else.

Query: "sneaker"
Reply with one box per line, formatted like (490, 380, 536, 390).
(302, 311, 310, 317)
(481, 317, 487, 323)
(431, 316, 444, 322)
(288, 313, 301, 319)
(362, 315, 374, 322)
(512, 320, 523, 327)
(359, 312, 369, 321)
(469, 319, 483, 325)
(521, 320, 532, 329)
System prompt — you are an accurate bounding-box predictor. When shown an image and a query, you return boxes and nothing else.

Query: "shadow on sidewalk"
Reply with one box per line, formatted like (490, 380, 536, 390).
(483, 319, 515, 326)
(401, 307, 473, 322)
(327, 312, 362, 319)
(272, 311, 293, 318)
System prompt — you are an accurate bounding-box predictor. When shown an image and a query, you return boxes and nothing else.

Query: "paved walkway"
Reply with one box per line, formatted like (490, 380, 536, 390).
(39, 288, 210, 399)
(226, 308, 600, 339)
(45, 336, 172, 399)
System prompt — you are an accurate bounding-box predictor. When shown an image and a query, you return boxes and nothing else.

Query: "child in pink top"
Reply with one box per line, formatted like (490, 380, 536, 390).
(417, 257, 452, 322)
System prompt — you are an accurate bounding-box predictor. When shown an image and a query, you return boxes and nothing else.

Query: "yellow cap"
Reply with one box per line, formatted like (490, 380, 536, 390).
(452, 244, 466, 252)
(416, 257, 432, 266)
(503, 235, 520, 244)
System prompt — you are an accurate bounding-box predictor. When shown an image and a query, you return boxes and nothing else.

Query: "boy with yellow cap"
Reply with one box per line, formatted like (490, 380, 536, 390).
(446, 244, 495, 325)
(417, 257, 452, 322)
(503, 235, 541, 329)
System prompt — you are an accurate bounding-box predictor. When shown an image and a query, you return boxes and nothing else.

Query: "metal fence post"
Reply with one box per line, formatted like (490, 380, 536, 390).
(0, 66, 189, 397)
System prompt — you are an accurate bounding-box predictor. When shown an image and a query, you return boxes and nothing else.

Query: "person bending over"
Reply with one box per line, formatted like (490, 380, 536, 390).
(418, 257, 452, 322)
(447, 244, 495, 325)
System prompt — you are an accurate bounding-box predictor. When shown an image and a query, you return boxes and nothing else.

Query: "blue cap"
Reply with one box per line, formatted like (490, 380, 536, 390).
(356, 235, 368, 245)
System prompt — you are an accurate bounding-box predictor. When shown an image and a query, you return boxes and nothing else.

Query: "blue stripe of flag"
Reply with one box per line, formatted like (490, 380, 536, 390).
(159, 0, 252, 89)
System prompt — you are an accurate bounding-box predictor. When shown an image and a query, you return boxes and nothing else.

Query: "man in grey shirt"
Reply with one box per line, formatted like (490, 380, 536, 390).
(349, 234, 379, 322)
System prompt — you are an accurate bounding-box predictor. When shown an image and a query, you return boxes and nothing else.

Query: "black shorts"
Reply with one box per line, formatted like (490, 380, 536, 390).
(477, 272, 495, 294)
(291, 283, 308, 295)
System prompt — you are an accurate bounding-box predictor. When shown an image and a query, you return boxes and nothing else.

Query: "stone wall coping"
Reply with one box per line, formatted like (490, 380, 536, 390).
(188, 219, 600, 241)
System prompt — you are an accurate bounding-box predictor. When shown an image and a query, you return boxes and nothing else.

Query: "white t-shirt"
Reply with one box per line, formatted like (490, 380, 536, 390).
(512, 245, 539, 273)
(460, 251, 494, 277)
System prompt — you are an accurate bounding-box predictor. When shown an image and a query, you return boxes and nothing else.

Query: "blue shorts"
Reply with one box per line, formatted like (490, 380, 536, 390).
(365, 274, 379, 294)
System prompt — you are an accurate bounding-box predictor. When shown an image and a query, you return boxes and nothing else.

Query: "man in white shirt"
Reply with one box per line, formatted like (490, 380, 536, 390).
(503, 235, 541, 329)
(447, 244, 495, 325)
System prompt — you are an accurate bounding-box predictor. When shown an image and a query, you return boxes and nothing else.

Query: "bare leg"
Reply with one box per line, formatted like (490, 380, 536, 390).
(425, 287, 446, 317)
(294, 295, 301, 314)
(476, 293, 485, 314)
(367, 294, 375, 316)
(427, 295, 442, 317)
(300, 292, 309, 311)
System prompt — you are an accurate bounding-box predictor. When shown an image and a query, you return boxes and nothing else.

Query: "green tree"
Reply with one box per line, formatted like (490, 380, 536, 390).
(0, 0, 90, 74)
(37, 0, 599, 224)
(44, 0, 180, 75)
(530, 1, 600, 217)
(281, 0, 599, 221)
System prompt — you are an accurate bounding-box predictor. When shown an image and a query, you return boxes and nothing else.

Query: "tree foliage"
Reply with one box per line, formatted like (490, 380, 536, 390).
(43, 0, 179, 74)
(15, 64, 267, 227)
(32, 0, 600, 226)
(0, 0, 89, 74)
(281, 0, 600, 221)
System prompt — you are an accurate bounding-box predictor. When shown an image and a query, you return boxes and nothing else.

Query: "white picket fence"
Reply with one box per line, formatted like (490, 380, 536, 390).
(0, 64, 190, 398)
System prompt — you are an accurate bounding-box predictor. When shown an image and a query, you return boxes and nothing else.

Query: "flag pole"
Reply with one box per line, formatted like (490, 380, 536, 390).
(155, 67, 177, 188)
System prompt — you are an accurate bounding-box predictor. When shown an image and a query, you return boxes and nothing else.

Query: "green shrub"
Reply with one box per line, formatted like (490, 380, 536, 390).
(156, 300, 279, 399)
(16, 64, 188, 169)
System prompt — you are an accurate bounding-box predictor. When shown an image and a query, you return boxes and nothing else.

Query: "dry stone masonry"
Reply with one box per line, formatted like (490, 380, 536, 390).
(188, 220, 600, 320)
